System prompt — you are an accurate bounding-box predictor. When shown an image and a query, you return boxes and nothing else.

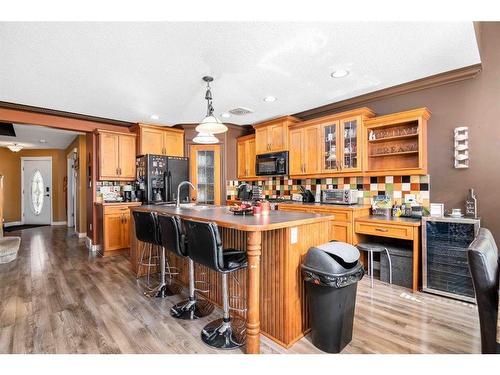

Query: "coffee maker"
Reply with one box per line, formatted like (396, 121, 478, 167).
(122, 185, 133, 202)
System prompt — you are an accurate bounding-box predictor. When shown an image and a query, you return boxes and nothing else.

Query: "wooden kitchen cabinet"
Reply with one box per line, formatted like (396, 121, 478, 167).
(253, 116, 300, 154)
(289, 107, 375, 178)
(289, 125, 321, 175)
(96, 130, 137, 181)
(131, 123, 184, 157)
(362, 108, 430, 176)
(277, 203, 370, 245)
(97, 203, 141, 256)
(237, 134, 256, 179)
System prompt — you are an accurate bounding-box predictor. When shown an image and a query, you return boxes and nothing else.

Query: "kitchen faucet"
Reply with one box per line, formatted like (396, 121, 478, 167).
(177, 181, 196, 208)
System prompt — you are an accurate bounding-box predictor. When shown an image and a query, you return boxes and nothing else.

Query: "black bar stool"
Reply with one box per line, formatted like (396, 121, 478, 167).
(157, 214, 214, 319)
(182, 218, 247, 350)
(133, 210, 178, 298)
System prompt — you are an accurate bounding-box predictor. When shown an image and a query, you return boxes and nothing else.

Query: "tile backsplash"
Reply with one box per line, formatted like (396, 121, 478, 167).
(227, 175, 430, 207)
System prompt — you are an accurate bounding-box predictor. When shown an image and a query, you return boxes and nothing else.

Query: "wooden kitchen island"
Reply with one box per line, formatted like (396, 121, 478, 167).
(129, 205, 335, 354)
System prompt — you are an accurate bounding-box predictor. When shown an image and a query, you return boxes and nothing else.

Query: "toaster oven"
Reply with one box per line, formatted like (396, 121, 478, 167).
(321, 189, 358, 205)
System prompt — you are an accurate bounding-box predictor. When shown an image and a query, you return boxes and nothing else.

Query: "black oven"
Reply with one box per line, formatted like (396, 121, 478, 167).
(256, 151, 288, 176)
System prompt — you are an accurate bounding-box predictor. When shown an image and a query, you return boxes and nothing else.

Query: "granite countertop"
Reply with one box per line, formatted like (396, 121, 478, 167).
(94, 201, 143, 206)
(133, 204, 335, 231)
(228, 198, 370, 210)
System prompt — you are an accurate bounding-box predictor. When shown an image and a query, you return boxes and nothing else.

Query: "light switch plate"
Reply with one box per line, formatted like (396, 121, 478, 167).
(291, 227, 298, 244)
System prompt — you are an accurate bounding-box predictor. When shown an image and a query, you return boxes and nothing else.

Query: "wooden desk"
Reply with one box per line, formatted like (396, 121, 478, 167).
(354, 215, 422, 292)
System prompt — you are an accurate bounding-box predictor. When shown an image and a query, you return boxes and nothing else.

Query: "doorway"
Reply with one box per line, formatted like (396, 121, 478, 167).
(67, 150, 77, 229)
(21, 157, 52, 225)
(189, 144, 221, 205)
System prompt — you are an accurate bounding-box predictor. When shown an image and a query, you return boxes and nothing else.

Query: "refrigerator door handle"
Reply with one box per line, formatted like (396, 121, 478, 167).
(167, 171, 173, 202)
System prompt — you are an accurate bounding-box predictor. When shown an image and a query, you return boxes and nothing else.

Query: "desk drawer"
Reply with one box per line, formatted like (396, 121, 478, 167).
(355, 221, 413, 240)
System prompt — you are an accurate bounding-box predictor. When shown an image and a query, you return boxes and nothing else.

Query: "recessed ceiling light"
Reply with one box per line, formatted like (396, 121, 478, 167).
(330, 69, 349, 78)
(263, 96, 277, 103)
(220, 112, 231, 119)
(150, 114, 160, 120)
(39, 139, 47, 143)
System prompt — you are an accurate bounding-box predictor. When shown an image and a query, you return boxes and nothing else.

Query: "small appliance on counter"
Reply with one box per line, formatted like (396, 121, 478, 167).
(256, 151, 288, 176)
(122, 184, 133, 202)
(321, 189, 358, 205)
(299, 186, 315, 203)
(237, 183, 253, 201)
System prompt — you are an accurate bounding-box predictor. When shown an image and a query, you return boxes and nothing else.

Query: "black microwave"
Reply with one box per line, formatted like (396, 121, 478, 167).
(256, 151, 288, 176)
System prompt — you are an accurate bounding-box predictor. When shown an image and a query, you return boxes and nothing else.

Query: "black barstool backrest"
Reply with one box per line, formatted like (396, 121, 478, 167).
(157, 214, 187, 257)
(468, 228, 499, 354)
(132, 211, 160, 246)
(181, 219, 224, 272)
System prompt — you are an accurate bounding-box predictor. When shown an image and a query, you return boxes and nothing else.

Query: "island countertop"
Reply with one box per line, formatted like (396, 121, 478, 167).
(132, 204, 335, 231)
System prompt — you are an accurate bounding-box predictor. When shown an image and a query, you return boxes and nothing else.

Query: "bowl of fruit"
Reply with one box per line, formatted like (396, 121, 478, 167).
(229, 202, 254, 215)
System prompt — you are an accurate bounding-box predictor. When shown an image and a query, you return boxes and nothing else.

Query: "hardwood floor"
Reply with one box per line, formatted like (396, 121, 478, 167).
(0, 226, 480, 354)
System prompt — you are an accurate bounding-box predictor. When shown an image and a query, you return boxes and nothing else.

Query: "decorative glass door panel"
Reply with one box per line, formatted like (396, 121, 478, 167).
(322, 122, 338, 172)
(341, 118, 359, 171)
(31, 169, 44, 215)
(197, 150, 215, 204)
(190, 144, 221, 205)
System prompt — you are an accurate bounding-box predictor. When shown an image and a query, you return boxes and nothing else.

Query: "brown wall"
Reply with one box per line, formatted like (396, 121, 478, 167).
(65, 134, 87, 234)
(295, 22, 500, 240)
(0, 147, 67, 223)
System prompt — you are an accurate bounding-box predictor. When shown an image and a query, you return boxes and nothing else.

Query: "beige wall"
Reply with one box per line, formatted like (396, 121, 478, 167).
(65, 134, 87, 234)
(0, 147, 67, 223)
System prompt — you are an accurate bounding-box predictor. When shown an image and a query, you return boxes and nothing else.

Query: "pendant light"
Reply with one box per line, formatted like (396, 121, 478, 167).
(192, 132, 219, 144)
(7, 143, 23, 152)
(195, 76, 228, 135)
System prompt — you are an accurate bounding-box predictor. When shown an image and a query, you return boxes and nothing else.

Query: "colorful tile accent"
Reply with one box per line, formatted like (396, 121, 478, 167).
(227, 175, 431, 207)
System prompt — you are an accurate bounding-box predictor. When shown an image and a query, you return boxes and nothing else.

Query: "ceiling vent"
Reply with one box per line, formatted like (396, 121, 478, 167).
(228, 107, 254, 116)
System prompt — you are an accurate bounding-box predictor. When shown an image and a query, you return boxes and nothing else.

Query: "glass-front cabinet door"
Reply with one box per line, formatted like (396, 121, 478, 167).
(340, 117, 361, 172)
(190, 144, 221, 205)
(321, 121, 339, 172)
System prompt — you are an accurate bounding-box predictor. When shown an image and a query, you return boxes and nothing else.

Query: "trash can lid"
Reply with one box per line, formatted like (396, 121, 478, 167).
(302, 242, 360, 276)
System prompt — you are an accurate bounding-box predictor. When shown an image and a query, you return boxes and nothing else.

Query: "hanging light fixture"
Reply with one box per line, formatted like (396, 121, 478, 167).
(7, 143, 23, 152)
(195, 76, 228, 135)
(192, 132, 219, 144)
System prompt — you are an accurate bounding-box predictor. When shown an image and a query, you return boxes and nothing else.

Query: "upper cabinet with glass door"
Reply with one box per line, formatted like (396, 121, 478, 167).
(288, 108, 375, 177)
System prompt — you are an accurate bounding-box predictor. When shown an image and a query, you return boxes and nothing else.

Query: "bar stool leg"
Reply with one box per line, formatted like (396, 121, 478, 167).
(145, 246, 175, 298)
(170, 259, 214, 319)
(201, 273, 245, 349)
(136, 242, 147, 279)
(370, 250, 374, 288)
(385, 248, 393, 284)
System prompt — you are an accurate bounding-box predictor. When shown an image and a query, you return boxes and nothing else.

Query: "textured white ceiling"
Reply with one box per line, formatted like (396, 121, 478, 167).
(0, 124, 83, 149)
(0, 22, 480, 125)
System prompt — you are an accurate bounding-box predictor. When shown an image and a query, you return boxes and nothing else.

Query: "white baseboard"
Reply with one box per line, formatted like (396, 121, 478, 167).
(4, 221, 22, 227)
(77, 232, 87, 238)
(85, 237, 101, 252)
(51, 221, 67, 226)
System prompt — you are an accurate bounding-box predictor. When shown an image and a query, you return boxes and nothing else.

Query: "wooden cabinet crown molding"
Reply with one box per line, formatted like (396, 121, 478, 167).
(289, 107, 376, 129)
(95, 128, 137, 137)
(237, 133, 256, 141)
(364, 107, 431, 126)
(130, 122, 185, 134)
(251, 115, 300, 129)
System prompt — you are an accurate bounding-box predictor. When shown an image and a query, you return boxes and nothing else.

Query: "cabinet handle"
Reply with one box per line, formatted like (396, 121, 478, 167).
(375, 228, 389, 232)
(116, 167, 119, 175)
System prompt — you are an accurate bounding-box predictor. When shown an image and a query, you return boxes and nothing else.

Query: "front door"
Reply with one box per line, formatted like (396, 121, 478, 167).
(23, 158, 52, 225)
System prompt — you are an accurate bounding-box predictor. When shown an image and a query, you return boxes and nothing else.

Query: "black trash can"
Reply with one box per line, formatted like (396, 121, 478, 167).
(301, 242, 364, 353)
